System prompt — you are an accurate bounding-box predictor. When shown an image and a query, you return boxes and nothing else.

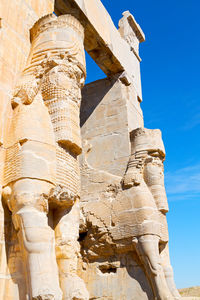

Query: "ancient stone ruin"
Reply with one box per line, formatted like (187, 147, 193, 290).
(0, 1, 181, 299)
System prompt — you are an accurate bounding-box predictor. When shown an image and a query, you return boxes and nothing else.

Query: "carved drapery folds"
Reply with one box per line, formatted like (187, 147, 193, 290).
(1, 14, 89, 300)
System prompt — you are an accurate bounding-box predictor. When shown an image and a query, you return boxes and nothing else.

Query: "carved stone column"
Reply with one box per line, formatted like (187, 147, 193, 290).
(2, 14, 88, 300)
(29, 14, 86, 156)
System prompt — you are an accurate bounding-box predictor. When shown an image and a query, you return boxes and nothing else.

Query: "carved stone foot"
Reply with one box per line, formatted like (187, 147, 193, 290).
(61, 274, 89, 300)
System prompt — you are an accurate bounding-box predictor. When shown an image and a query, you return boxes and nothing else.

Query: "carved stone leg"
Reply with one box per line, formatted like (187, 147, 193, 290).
(133, 235, 173, 300)
(160, 243, 181, 299)
(54, 202, 89, 300)
(5, 179, 62, 300)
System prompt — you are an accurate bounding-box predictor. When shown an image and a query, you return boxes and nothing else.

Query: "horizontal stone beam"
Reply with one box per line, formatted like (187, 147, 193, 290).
(55, 0, 144, 99)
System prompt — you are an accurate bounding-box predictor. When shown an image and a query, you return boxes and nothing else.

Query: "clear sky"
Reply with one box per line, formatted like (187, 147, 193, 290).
(85, 0, 200, 289)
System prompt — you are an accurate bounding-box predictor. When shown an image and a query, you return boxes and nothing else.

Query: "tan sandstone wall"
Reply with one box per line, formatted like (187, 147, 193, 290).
(80, 76, 144, 177)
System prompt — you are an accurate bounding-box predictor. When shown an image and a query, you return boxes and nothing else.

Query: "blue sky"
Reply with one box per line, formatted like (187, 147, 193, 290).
(85, 0, 200, 289)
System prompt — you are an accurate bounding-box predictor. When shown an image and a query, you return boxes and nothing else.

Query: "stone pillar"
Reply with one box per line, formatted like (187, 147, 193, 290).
(29, 14, 86, 156)
(2, 13, 89, 300)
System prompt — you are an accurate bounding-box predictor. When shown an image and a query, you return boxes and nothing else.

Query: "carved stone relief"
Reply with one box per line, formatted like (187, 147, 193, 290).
(1, 13, 89, 300)
(79, 128, 181, 300)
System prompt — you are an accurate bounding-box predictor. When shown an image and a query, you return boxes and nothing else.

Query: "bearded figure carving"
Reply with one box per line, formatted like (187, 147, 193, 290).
(1, 14, 89, 300)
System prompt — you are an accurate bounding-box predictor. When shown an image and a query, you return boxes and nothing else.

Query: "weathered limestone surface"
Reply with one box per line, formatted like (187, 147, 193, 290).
(0, 1, 181, 299)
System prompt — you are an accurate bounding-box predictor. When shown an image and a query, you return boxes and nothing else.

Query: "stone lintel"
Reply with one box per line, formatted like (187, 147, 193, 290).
(55, 0, 144, 99)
